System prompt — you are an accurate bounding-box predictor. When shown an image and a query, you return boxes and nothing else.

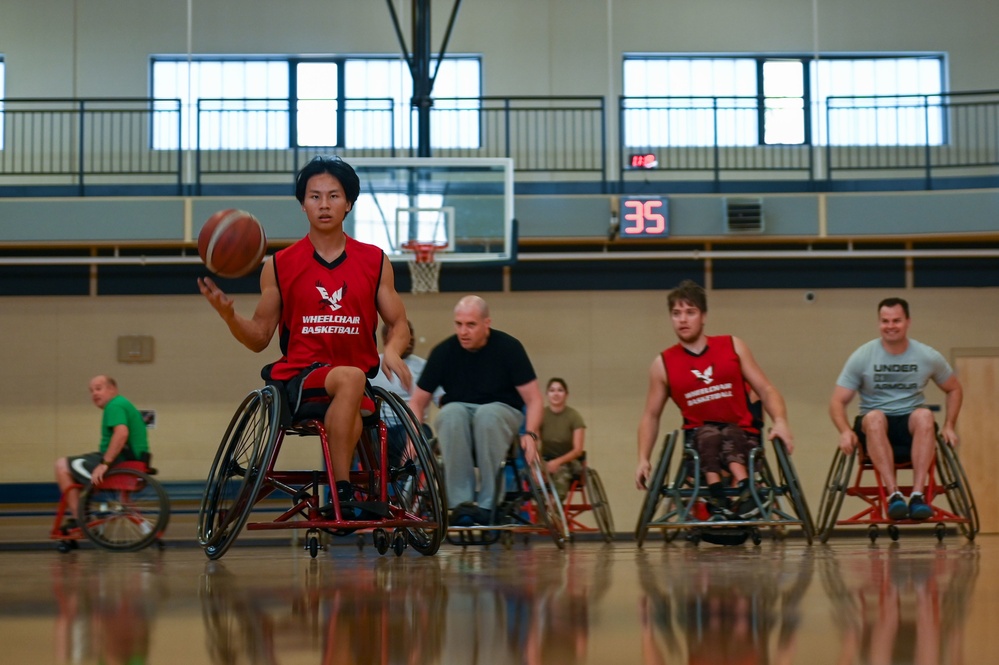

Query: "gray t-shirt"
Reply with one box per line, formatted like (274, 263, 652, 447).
(836, 338, 953, 416)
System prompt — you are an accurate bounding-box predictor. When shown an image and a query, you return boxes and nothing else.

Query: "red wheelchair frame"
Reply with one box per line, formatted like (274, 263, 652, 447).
(815, 434, 979, 543)
(560, 455, 615, 542)
(51, 458, 170, 552)
(197, 384, 446, 559)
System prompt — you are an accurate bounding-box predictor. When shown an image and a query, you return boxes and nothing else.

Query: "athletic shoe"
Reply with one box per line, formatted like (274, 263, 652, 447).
(734, 480, 761, 518)
(887, 492, 909, 520)
(59, 518, 78, 532)
(908, 494, 933, 521)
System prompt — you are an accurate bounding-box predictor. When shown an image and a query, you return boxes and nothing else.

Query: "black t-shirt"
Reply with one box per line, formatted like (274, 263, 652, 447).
(417, 329, 536, 409)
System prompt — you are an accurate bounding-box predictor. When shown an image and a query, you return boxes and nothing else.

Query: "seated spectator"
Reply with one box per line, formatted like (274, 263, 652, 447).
(540, 377, 586, 500)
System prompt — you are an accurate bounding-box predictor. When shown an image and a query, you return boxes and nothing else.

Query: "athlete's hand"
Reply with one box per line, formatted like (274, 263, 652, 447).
(635, 459, 652, 490)
(520, 433, 539, 465)
(198, 277, 235, 321)
(837, 429, 859, 455)
(941, 424, 959, 447)
(91, 463, 108, 486)
(768, 420, 794, 453)
(381, 350, 412, 393)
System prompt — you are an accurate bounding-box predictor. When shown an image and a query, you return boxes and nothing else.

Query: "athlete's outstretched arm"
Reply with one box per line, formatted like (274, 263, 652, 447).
(198, 257, 281, 352)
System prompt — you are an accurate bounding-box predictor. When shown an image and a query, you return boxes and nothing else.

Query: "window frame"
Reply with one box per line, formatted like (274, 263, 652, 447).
(622, 52, 946, 148)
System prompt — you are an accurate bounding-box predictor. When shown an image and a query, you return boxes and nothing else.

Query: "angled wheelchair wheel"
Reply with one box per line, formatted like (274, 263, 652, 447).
(198, 386, 281, 559)
(814, 449, 855, 544)
(524, 453, 569, 549)
(935, 439, 979, 540)
(372, 388, 446, 555)
(635, 430, 678, 547)
(772, 437, 815, 544)
(583, 468, 615, 542)
(79, 468, 170, 552)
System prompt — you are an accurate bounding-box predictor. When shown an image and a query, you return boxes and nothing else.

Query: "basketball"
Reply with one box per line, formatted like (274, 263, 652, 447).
(198, 209, 267, 279)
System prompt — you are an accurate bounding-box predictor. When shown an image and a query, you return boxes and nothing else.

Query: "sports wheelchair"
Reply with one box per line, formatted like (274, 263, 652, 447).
(814, 432, 978, 543)
(560, 454, 615, 542)
(51, 454, 170, 553)
(445, 439, 570, 549)
(197, 382, 446, 560)
(635, 430, 814, 546)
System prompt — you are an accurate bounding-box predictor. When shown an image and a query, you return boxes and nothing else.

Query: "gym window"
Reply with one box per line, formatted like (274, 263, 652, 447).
(623, 54, 946, 147)
(151, 56, 482, 150)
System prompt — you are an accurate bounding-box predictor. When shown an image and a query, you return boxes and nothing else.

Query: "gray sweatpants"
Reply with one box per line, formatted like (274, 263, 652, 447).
(435, 401, 524, 509)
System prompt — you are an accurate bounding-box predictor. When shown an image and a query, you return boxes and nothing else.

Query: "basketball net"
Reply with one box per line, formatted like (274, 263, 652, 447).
(401, 241, 446, 294)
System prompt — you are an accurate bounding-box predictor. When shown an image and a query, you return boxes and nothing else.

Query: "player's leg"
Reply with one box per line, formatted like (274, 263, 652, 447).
(435, 402, 476, 508)
(320, 366, 366, 499)
(859, 410, 906, 519)
(906, 408, 936, 519)
(692, 425, 731, 517)
(56, 453, 101, 523)
(471, 402, 524, 511)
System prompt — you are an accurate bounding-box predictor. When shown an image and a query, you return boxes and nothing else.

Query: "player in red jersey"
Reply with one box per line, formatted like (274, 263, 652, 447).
(198, 156, 412, 505)
(635, 280, 793, 518)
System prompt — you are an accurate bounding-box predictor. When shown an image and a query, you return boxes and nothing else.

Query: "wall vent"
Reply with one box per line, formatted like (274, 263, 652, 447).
(725, 197, 764, 233)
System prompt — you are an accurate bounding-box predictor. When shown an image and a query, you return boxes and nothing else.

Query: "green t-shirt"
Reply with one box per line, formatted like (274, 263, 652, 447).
(101, 394, 149, 457)
(540, 405, 586, 459)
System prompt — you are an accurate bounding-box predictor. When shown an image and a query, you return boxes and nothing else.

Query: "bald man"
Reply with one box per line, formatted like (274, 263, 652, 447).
(410, 295, 543, 526)
(54, 375, 149, 528)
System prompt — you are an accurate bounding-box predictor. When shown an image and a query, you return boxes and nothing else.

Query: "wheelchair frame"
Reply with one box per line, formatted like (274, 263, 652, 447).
(197, 384, 446, 560)
(51, 459, 170, 553)
(445, 442, 570, 550)
(635, 430, 815, 547)
(814, 434, 979, 543)
(561, 455, 615, 542)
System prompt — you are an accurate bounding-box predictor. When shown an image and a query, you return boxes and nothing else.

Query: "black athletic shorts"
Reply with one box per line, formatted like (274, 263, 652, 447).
(853, 411, 923, 464)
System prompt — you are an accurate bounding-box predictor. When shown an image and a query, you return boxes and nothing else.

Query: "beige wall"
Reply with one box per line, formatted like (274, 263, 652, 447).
(3, 286, 996, 530)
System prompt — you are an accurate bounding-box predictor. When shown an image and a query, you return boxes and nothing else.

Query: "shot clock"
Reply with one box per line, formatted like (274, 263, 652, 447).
(619, 196, 669, 237)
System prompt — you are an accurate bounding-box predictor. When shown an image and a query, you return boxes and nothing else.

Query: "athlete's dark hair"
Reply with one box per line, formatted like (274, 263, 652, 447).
(667, 279, 707, 313)
(877, 297, 910, 318)
(546, 377, 568, 392)
(294, 155, 360, 205)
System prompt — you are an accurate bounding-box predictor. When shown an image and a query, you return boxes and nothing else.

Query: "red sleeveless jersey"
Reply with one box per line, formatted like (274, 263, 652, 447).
(267, 235, 383, 381)
(662, 335, 757, 432)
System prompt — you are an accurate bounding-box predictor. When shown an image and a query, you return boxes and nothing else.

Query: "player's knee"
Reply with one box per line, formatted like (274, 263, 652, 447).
(861, 410, 888, 433)
(909, 408, 935, 433)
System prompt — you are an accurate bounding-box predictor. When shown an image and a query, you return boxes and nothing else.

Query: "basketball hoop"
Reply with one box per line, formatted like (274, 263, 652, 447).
(401, 241, 447, 294)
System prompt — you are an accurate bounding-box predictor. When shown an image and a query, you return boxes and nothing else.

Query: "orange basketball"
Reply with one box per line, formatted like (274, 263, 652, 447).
(198, 209, 267, 279)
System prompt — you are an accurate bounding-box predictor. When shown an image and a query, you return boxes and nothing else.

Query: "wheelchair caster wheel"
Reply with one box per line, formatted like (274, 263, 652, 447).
(888, 524, 900, 541)
(56, 540, 75, 553)
(935, 523, 947, 542)
(751, 529, 762, 546)
(356, 534, 366, 551)
(392, 529, 407, 557)
(373, 528, 390, 555)
(867, 524, 879, 543)
(308, 536, 320, 558)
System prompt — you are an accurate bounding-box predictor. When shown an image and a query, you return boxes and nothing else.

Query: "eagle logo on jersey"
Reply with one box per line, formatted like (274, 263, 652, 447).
(316, 281, 346, 311)
(691, 366, 714, 384)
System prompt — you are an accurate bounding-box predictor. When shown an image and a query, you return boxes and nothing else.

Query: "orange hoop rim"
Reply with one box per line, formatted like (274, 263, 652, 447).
(401, 240, 448, 263)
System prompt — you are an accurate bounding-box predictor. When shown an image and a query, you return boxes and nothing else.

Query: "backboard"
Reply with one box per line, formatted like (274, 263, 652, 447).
(344, 157, 514, 263)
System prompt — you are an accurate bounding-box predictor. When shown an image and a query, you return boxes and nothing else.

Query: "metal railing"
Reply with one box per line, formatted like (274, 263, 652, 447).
(0, 98, 182, 194)
(1, 92, 998, 195)
(618, 90, 999, 186)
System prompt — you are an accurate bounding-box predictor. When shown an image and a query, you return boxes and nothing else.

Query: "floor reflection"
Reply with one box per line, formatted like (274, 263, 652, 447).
(637, 545, 814, 665)
(820, 544, 980, 665)
(52, 552, 168, 665)
(0, 537, 994, 665)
